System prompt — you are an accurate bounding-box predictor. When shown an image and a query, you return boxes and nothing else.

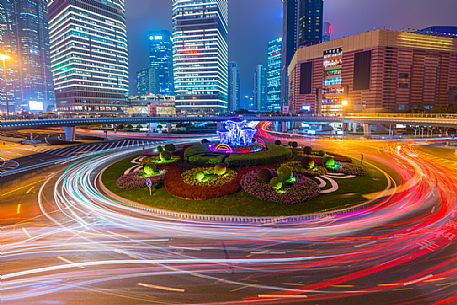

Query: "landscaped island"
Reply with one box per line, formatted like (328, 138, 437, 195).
(102, 120, 389, 217)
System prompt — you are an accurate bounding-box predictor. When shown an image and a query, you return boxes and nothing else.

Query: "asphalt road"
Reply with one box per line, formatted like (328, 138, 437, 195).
(1, 138, 456, 305)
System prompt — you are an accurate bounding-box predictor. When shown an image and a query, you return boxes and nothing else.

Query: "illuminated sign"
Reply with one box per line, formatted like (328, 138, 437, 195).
(29, 101, 44, 111)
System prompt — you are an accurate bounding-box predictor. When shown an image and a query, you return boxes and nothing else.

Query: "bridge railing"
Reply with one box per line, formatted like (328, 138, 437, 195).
(344, 113, 457, 119)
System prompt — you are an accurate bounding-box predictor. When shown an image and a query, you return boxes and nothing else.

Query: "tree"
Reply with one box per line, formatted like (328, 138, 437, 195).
(303, 146, 312, 155)
(274, 140, 282, 146)
(164, 144, 176, 152)
(292, 141, 298, 149)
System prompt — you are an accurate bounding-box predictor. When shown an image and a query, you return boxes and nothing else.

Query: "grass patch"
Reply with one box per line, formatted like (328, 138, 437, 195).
(102, 156, 389, 217)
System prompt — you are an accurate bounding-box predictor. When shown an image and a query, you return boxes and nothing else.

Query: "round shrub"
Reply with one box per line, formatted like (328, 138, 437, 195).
(274, 140, 282, 146)
(201, 139, 210, 144)
(269, 177, 283, 190)
(164, 144, 176, 152)
(301, 156, 313, 169)
(277, 165, 293, 181)
(143, 165, 158, 177)
(318, 150, 326, 156)
(256, 168, 274, 183)
(241, 169, 320, 204)
(214, 163, 227, 176)
(157, 145, 164, 152)
(195, 171, 205, 182)
(160, 150, 172, 162)
(303, 146, 313, 155)
(324, 156, 336, 168)
(292, 141, 299, 148)
(282, 161, 327, 177)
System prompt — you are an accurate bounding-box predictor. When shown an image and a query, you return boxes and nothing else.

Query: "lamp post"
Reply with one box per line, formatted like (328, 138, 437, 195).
(341, 100, 349, 135)
(0, 54, 11, 119)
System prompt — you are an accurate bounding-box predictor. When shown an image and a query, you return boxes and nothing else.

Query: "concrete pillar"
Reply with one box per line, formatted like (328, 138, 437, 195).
(281, 121, 287, 133)
(64, 126, 76, 142)
(167, 122, 172, 134)
(362, 124, 371, 138)
(352, 122, 358, 133)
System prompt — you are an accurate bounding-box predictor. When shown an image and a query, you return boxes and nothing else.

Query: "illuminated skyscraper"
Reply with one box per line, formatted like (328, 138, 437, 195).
(323, 21, 332, 42)
(0, 0, 55, 113)
(136, 67, 158, 96)
(148, 30, 174, 95)
(172, 0, 229, 114)
(48, 0, 128, 116)
(267, 38, 283, 112)
(282, 0, 323, 111)
(228, 62, 240, 112)
(253, 64, 267, 111)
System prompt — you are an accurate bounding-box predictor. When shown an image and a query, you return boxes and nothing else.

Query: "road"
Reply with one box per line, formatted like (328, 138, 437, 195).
(1, 138, 456, 305)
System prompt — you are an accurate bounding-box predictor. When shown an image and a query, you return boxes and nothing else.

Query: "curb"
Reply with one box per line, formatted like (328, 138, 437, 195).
(97, 163, 394, 224)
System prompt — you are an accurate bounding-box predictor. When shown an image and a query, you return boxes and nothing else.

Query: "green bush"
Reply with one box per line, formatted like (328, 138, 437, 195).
(214, 164, 227, 176)
(277, 165, 293, 182)
(318, 150, 326, 156)
(256, 168, 274, 183)
(269, 177, 283, 190)
(303, 146, 313, 155)
(157, 145, 164, 152)
(274, 140, 282, 146)
(201, 139, 210, 144)
(292, 141, 299, 148)
(188, 154, 225, 165)
(324, 156, 336, 168)
(160, 151, 172, 162)
(164, 144, 176, 152)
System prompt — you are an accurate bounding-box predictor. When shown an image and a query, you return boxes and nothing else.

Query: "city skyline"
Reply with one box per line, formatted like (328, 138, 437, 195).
(126, 0, 457, 99)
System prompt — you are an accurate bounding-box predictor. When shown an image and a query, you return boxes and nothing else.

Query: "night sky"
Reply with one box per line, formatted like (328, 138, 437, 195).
(126, 0, 457, 98)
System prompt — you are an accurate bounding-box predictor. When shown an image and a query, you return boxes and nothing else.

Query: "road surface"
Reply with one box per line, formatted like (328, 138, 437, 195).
(1, 139, 456, 304)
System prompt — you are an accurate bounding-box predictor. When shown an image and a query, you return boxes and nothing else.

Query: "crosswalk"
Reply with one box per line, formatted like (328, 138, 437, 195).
(28, 139, 163, 158)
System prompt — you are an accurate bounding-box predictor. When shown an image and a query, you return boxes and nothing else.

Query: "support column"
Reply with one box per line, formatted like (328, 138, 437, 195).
(167, 122, 172, 134)
(281, 122, 287, 133)
(362, 124, 371, 138)
(64, 126, 76, 142)
(352, 122, 358, 133)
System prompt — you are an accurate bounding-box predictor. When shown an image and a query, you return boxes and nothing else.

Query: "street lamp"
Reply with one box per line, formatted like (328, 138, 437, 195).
(0, 53, 11, 119)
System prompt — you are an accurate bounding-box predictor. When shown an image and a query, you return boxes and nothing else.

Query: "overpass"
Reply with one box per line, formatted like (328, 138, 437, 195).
(1, 113, 456, 140)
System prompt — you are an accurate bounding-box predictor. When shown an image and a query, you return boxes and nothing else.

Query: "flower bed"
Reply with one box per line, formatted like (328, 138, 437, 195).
(116, 171, 165, 190)
(241, 168, 320, 204)
(182, 167, 237, 187)
(164, 166, 242, 200)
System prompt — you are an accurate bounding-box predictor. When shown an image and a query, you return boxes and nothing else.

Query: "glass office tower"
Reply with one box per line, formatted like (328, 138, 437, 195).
(48, 0, 129, 117)
(148, 30, 174, 95)
(267, 38, 283, 112)
(172, 0, 229, 115)
(228, 61, 240, 112)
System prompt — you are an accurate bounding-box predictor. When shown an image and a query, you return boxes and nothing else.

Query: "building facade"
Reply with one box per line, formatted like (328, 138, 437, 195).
(128, 95, 176, 117)
(0, 0, 55, 114)
(253, 64, 267, 111)
(281, 0, 323, 111)
(267, 38, 283, 112)
(228, 61, 240, 112)
(136, 67, 158, 96)
(148, 30, 174, 95)
(172, 0, 229, 115)
(48, 0, 129, 117)
(288, 30, 457, 115)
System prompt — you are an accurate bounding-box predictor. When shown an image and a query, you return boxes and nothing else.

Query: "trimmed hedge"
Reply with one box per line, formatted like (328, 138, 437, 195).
(224, 144, 293, 167)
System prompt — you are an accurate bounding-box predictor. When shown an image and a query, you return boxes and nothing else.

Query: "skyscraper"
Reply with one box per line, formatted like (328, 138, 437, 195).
(298, 0, 324, 47)
(136, 67, 158, 96)
(253, 64, 267, 111)
(48, 0, 129, 117)
(282, 0, 323, 111)
(0, 0, 55, 114)
(267, 38, 283, 112)
(228, 62, 240, 112)
(172, 0, 229, 115)
(148, 30, 174, 95)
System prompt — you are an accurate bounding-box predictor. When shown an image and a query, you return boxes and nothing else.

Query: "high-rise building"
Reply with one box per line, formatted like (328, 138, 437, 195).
(136, 67, 159, 96)
(323, 21, 332, 42)
(228, 62, 240, 112)
(172, 0, 229, 115)
(48, 0, 129, 117)
(253, 64, 267, 111)
(148, 30, 174, 95)
(298, 0, 323, 47)
(0, 0, 55, 114)
(281, 0, 323, 111)
(267, 38, 283, 112)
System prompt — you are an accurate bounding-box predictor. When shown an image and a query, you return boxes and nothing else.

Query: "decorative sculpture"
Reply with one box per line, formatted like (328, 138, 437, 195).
(217, 120, 256, 146)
